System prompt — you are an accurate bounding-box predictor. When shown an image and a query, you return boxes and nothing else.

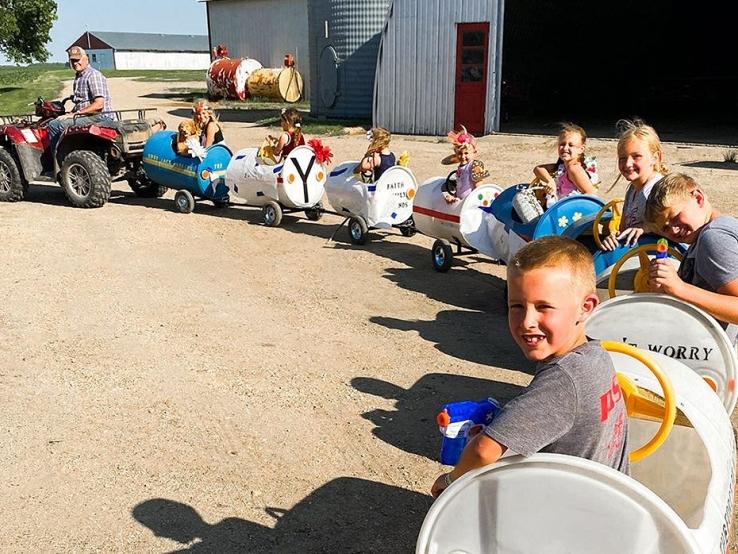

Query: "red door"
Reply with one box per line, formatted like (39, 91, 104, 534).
(454, 23, 490, 135)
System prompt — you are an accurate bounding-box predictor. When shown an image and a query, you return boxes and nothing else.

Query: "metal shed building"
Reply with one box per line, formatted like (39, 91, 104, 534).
(374, 0, 504, 136)
(68, 31, 210, 71)
(205, 0, 311, 98)
(307, 0, 391, 119)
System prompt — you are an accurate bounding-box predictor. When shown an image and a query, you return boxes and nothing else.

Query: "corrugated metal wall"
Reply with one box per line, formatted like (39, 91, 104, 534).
(113, 52, 211, 70)
(374, 0, 504, 135)
(308, 0, 391, 119)
(208, 0, 311, 98)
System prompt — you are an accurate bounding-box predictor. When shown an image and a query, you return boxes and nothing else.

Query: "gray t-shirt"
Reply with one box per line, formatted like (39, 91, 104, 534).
(679, 215, 738, 341)
(484, 340, 630, 474)
(622, 173, 662, 229)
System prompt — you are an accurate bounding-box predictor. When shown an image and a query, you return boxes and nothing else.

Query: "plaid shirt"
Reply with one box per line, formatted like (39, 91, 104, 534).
(72, 65, 113, 119)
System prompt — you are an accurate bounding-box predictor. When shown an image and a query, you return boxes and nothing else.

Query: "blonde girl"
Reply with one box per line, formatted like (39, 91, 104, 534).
(600, 119, 667, 251)
(192, 99, 224, 148)
(533, 123, 598, 206)
(357, 127, 396, 182)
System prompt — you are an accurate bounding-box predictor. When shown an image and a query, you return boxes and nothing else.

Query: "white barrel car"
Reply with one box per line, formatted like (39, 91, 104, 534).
(324, 161, 418, 245)
(417, 297, 738, 553)
(226, 145, 327, 226)
(412, 174, 504, 271)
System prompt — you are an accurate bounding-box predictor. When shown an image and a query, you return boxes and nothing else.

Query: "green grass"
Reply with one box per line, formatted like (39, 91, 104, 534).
(0, 66, 209, 116)
(0, 65, 68, 114)
(220, 98, 310, 111)
(219, 98, 368, 135)
(101, 69, 206, 82)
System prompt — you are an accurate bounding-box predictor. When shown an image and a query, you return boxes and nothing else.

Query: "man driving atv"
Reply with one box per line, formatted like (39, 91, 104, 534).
(46, 46, 114, 152)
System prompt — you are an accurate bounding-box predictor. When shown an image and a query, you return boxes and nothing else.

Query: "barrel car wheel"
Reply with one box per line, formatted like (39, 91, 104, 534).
(399, 225, 416, 237)
(305, 201, 323, 221)
(128, 174, 167, 198)
(174, 190, 195, 214)
(262, 201, 283, 227)
(432, 239, 453, 272)
(348, 216, 369, 245)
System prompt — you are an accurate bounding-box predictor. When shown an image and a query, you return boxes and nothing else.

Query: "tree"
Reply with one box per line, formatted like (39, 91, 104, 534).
(0, 0, 58, 64)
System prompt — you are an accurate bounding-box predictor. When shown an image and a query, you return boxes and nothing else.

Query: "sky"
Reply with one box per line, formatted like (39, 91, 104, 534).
(1, 0, 208, 64)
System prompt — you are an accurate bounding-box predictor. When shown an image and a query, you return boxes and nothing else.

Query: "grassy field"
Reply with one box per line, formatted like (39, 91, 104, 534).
(0, 64, 68, 115)
(0, 65, 206, 115)
(101, 69, 205, 82)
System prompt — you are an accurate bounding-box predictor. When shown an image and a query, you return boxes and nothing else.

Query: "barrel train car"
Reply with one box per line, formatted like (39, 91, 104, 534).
(418, 336, 736, 553)
(226, 144, 328, 226)
(142, 130, 232, 214)
(324, 161, 418, 245)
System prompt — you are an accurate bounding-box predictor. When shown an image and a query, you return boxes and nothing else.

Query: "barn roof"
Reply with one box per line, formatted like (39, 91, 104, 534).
(69, 31, 209, 53)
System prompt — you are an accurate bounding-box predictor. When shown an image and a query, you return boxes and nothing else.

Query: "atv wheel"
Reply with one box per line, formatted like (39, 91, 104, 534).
(60, 150, 111, 208)
(128, 175, 167, 198)
(0, 148, 25, 202)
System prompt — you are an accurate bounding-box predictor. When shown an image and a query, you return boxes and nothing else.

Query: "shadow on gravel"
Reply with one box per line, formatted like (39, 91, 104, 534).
(681, 160, 738, 171)
(370, 307, 526, 373)
(22, 182, 69, 206)
(352, 373, 526, 460)
(109, 193, 509, 312)
(22, 181, 134, 207)
(133, 478, 430, 553)
(167, 107, 278, 126)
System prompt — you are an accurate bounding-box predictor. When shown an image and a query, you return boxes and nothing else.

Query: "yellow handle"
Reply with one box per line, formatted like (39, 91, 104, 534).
(607, 243, 684, 298)
(602, 341, 676, 463)
(592, 198, 624, 250)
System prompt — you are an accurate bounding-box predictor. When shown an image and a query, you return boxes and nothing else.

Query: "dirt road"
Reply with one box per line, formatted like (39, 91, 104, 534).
(2, 77, 737, 552)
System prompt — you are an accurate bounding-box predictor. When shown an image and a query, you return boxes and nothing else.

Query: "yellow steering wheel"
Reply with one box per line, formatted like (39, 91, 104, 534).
(603, 341, 676, 463)
(607, 243, 684, 298)
(592, 198, 624, 250)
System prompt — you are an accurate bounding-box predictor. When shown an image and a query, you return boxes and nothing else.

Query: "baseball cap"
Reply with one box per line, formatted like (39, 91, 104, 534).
(67, 46, 86, 60)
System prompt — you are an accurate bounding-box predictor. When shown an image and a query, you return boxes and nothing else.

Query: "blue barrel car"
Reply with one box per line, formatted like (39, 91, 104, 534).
(487, 184, 606, 244)
(142, 130, 233, 213)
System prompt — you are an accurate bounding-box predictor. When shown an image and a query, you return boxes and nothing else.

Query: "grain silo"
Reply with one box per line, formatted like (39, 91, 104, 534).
(308, 0, 391, 119)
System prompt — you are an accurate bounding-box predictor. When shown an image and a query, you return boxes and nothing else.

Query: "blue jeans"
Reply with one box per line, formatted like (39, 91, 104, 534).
(47, 113, 112, 154)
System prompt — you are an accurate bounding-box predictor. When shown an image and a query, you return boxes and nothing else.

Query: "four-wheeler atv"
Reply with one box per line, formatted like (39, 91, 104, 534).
(0, 96, 167, 208)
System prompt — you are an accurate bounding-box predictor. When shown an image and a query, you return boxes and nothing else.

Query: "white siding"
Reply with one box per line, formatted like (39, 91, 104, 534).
(113, 51, 211, 70)
(374, 0, 504, 135)
(208, 0, 310, 97)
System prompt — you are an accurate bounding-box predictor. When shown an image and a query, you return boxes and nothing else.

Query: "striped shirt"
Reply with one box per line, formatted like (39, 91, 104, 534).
(72, 65, 113, 119)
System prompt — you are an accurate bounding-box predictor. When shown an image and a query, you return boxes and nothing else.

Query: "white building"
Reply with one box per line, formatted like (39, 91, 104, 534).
(67, 31, 211, 71)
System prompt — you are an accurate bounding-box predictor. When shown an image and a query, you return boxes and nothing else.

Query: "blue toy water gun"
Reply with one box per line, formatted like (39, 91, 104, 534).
(436, 398, 500, 466)
(656, 238, 669, 259)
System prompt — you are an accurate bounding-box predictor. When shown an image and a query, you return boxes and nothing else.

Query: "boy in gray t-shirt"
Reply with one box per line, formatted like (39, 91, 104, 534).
(432, 237, 629, 498)
(645, 173, 738, 337)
